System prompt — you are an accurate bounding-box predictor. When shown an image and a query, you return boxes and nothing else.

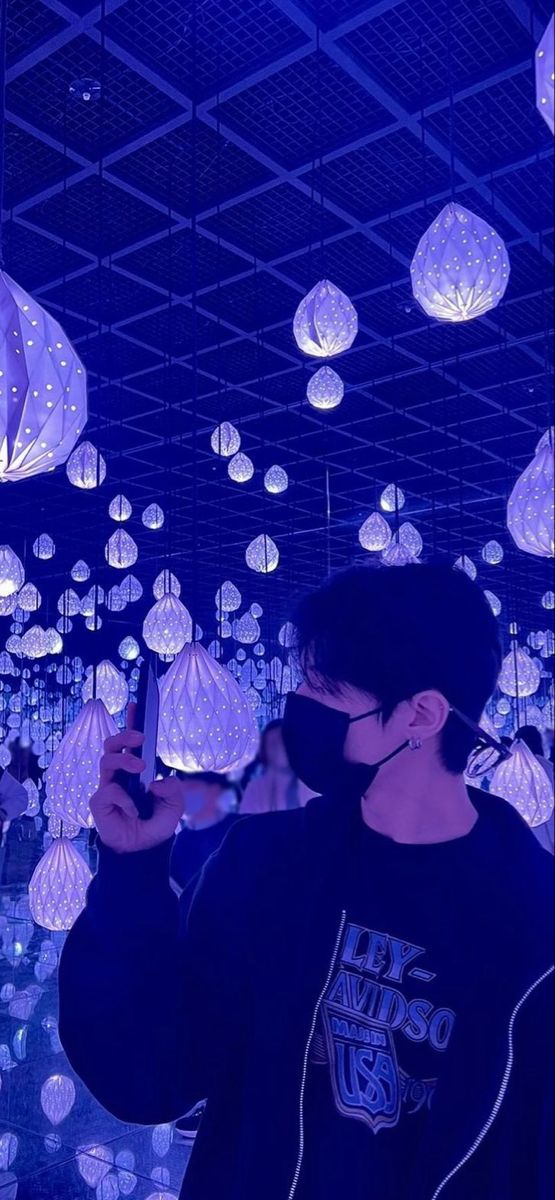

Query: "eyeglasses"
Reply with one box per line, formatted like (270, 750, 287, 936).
(449, 705, 512, 779)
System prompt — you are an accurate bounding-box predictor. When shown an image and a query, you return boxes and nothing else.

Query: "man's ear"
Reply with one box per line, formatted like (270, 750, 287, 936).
(406, 691, 451, 742)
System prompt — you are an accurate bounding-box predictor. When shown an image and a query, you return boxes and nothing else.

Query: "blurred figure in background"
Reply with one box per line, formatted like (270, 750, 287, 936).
(514, 725, 554, 855)
(170, 772, 240, 893)
(0, 738, 40, 888)
(241, 719, 306, 813)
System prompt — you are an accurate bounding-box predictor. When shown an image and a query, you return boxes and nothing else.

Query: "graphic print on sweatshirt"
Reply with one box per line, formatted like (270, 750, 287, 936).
(312, 921, 457, 1134)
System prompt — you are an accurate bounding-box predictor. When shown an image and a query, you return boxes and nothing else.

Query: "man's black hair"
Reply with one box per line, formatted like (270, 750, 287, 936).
(515, 725, 544, 758)
(293, 563, 502, 774)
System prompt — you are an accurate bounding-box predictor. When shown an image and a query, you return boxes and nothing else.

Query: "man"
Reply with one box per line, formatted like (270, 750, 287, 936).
(59, 564, 553, 1200)
(170, 772, 239, 893)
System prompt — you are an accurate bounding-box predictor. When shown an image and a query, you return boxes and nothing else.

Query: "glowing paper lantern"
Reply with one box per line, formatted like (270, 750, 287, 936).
(77, 1145, 113, 1187)
(264, 465, 288, 494)
(119, 635, 140, 661)
(380, 484, 405, 513)
(105, 529, 138, 569)
(40, 1073, 76, 1124)
(498, 645, 541, 698)
(153, 570, 180, 600)
(216, 581, 241, 612)
(158, 642, 259, 773)
(29, 838, 92, 931)
(33, 534, 55, 560)
(66, 441, 106, 489)
(233, 613, 260, 644)
(306, 366, 344, 411)
(71, 560, 90, 582)
(120, 573, 142, 603)
(542, 591, 555, 610)
(45, 698, 117, 828)
(211, 422, 240, 457)
(142, 503, 165, 530)
(485, 589, 502, 616)
(57, 588, 81, 617)
(482, 540, 504, 565)
(82, 661, 129, 715)
(108, 494, 132, 522)
(492, 741, 554, 827)
(454, 555, 477, 580)
(21, 624, 48, 659)
(536, 15, 554, 135)
(17, 582, 41, 612)
(0, 271, 87, 481)
(143, 594, 192, 656)
(410, 203, 510, 323)
(382, 541, 419, 567)
(228, 452, 254, 483)
(0, 547, 24, 597)
(293, 279, 358, 358)
(0, 593, 17, 616)
(358, 512, 391, 552)
(397, 522, 423, 558)
(80, 585, 104, 617)
(246, 534, 279, 574)
(507, 428, 554, 558)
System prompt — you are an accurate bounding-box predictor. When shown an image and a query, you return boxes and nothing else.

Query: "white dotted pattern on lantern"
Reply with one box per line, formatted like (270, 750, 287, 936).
(143, 594, 192, 656)
(233, 613, 260, 645)
(80, 585, 104, 617)
(396, 522, 423, 558)
(105, 587, 125, 613)
(108, 494, 132, 522)
(484, 590, 502, 617)
(492, 741, 554, 828)
(454, 555, 477, 580)
(17, 582, 41, 612)
(0, 593, 17, 616)
(71, 560, 90, 583)
(507, 428, 554, 558)
(246, 534, 279, 574)
(66, 441, 106, 489)
(216, 581, 241, 613)
(228, 452, 254, 483)
(153, 570, 181, 600)
(142, 503, 165, 530)
(120, 574, 143, 603)
(57, 589, 81, 617)
(358, 512, 391, 552)
(410, 203, 510, 323)
(293, 279, 358, 358)
(482, 540, 504, 565)
(40, 1073, 77, 1124)
(380, 484, 405, 513)
(0, 546, 24, 598)
(29, 839, 92, 931)
(45, 698, 117, 828)
(498, 645, 541, 699)
(157, 642, 259, 774)
(119, 635, 140, 661)
(382, 541, 419, 567)
(32, 534, 55, 560)
(210, 421, 241, 457)
(81, 660, 129, 715)
(105, 529, 138, 570)
(542, 591, 555, 610)
(536, 15, 554, 134)
(264, 465, 288, 494)
(77, 1145, 114, 1187)
(306, 365, 344, 411)
(0, 271, 87, 482)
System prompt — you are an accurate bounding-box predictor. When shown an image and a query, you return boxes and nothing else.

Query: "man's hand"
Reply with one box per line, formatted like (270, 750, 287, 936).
(91, 725, 184, 854)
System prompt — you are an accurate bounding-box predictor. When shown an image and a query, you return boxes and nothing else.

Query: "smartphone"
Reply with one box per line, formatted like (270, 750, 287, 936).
(116, 656, 159, 820)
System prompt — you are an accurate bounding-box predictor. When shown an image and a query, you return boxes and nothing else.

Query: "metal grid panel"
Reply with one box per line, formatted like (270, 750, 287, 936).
(4, 123, 78, 207)
(200, 181, 348, 256)
(23, 175, 171, 253)
(6, 0, 67, 65)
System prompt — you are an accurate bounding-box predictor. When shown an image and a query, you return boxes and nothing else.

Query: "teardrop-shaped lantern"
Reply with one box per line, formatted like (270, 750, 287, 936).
(142, 503, 165, 529)
(210, 421, 240, 457)
(491, 741, 554, 828)
(358, 512, 391, 552)
(29, 840, 93, 931)
(157, 643, 259, 773)
(105, 529, 138, 569)
(498, 645, 541, 699)
(81, 660, 129, 715)
(245, 534, 279, 574)
(143, 594, 193, 656)
(40, 1073, 77, 1124)
(507, 428, 554, 558)
(108, 494, 132, 522)
(0, 546, 24, 597)
(536, 15, 554, 135)
(44, 698, 117, 828)
(294, 279, 358, 358)
(411, 203, 510, 322)
(66, 440, 105, 489)
(306, 366, 344, 410)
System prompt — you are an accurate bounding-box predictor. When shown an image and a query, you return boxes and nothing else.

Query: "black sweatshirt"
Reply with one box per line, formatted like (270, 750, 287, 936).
(59, 790, 554, 1200)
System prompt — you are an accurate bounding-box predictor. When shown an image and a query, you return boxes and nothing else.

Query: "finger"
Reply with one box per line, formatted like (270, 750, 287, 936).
(91, 786, 138, 820)
(104, 730, 144, 755)
(99, 753, 145, 785)
(127, 702, 137, 732)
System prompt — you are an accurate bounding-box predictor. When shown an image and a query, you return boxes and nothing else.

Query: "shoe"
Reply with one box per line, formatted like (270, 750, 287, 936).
(175, 1101, 206, 1140)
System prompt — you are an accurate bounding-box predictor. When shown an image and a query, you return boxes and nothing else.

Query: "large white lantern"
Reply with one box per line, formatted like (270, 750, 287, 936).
(293, 279, 358, 358)
(0, 272, 87, 481)
(536, 15, 554, 135)
(410, 203, 510, 323)
(491, 741, 554, 828)
(210, 422, 240, 457)
(44, 698, 117, 828)
(29, 839, 92, 931)
(358, 512, 391, 552)
(246, 534, 279, 574)
(66, 440, 105, 489)
(306, 366, 344, 411)
(157, 642, 259, 774)
(105, 529, 138, 569)
(498, 645, 541, 699)
(81, 660, 129, 715)
(143, 594, 192, 656)
(0, 546, 24, 597)
(507, 428, 554, 558)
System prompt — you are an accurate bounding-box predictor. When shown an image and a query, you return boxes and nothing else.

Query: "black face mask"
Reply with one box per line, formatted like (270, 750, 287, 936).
(282, 692, 410, 799)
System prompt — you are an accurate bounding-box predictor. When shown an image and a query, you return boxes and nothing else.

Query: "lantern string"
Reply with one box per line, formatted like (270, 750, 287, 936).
(0, 0, 6, 270)
(214, 53, 225, 649)
(419, 33, 438, 558)
(189, 0, 200, 637)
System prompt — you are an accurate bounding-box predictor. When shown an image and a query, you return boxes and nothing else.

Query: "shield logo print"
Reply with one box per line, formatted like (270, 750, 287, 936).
(322, 1002, 402, 1133)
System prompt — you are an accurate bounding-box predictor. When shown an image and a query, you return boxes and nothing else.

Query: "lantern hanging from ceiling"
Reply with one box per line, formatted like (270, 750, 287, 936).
(71, 560, 90, 583)
(397, 522, 423, 558)
(16, 582, 41, 612)
(0, 271, 87, 482)
(542, 591, 555, 610)
(120, 573, 142, 603)
(491, 741, 554, 828)
(142, 503, 165, 530)
(143, 594, 192, 656)
(454, 555, 477, 580)
(410, 203, 510, 323)
(484, 590, 502, 616)
(45, 698, 117, 828)
(29, 840, 92, 932)
(380, 483, 405, 513)
(0, 546, 24, 597)
(81, 660, 129, 715)
(105, 529, 138, 570)
(216, 581, 242, 613)
(382, 541, 419, 567)
(498, 645, 541, 698)
(210, 422, 241, 457)
(119, 635, 140, 661)
(293, 279, 358, 358)
(358, 512, 391, 552)
(482, 539, 504, 565)
(264, 465, 288, 494)
(57, 588, 81, 617)
(245, 534, 279, 574)
(158, 642, 259, 774)
(228, 452, 254, 483)
(507, 428, 554, 558)
(66, 440, 105, 489)
(80, 585, 104, 617)
(32, 533, 55, 560)
(536, 15, 554, 135)
(306, 366, 344, 411)
(108, 494, 132, 522)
